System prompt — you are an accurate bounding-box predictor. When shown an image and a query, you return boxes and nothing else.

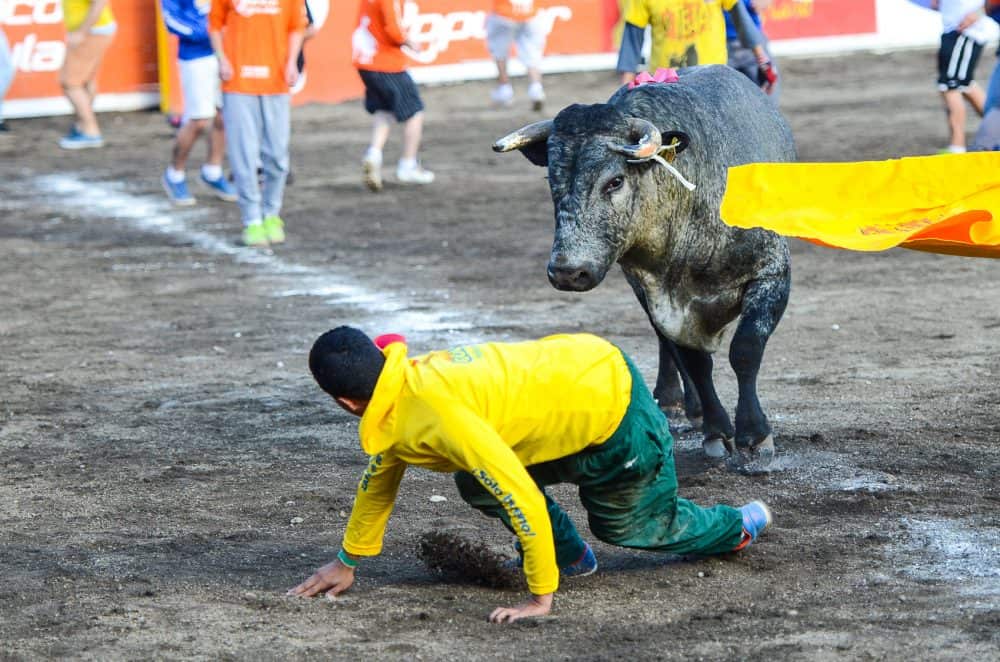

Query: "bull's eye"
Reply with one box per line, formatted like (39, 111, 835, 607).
(603, 176, 625, 195)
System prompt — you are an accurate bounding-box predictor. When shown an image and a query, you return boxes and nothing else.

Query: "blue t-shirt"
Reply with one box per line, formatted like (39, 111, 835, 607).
(161, 0, 212, 61)
(725, 0, 763, 41)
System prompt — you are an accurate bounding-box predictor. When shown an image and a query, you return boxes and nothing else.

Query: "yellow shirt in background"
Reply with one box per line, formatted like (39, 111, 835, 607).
(342, 334, 633, 595)
(623, 0, 736, 69)
(62, 0, 115, 32)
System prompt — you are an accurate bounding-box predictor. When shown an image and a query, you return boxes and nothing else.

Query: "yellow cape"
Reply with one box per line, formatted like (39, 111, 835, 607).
(720, 152, 1000, 258)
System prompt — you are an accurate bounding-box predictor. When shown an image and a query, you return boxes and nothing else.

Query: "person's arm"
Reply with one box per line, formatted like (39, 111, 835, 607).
(284, 30, 306, 86)
(959, 5, 987, 30)
(208, 1, 232, 81)
(67, 0, 110, 47)
(379, 0, 411, 47)
(411, 396, 559, 624)
(728, 0, 777, 93)
(287, 455, 407, 598)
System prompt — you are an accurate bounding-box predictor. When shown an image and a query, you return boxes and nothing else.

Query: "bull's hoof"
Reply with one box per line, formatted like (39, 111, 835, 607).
(686, 415, 704, 432)
(729, 435, 776, 471)
(659, 402, 695, 434)
(703, 435, 735, 459)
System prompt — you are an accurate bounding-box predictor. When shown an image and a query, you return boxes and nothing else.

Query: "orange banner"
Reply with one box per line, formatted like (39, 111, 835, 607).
(3, 0, 158, 102)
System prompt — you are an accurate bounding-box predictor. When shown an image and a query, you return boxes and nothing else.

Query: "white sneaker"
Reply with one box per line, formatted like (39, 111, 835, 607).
(491, 83, 514, 107)
(396, 164, 435, 185)
(528, 82, 545, 111)
(362, 154, 383, 192)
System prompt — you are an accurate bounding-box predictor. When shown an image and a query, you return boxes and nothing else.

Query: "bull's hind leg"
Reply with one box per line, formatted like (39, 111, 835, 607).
(729, 276, 790, 464)
(674, 346, 735, 459)
(654, 331, 703, 431)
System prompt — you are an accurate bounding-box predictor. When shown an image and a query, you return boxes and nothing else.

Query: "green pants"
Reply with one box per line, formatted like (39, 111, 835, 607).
(454, 353, 743, 567)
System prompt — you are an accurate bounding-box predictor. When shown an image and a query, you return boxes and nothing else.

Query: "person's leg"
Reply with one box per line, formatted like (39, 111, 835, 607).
(258, 93, 291, 225)
(59, 33, 113, 139)
(518, 16, 547, 110)
(963, 82, 986, 117)
(486, 14, 514, 105)
(0, 29, 15, 125)
(942, 89, 968, 150)
(221, 93, 265, 239)
(207, 112, 227, 167)
(454, 471, 588, 568)
(400, 111, 423, 161)
(171, 118, 209, 172)
(573, 355, 745, 556)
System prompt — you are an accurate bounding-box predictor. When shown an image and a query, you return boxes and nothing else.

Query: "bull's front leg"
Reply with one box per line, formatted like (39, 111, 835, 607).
(729, 275, 790, 465)
(653, 330, 703, 431)
(673, 345, 735, 459)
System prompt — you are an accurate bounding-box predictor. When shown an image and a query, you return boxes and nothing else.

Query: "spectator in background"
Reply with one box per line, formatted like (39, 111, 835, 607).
(297, 1, 320, 78)
(486, 0, 548, 111)
(354, 0, 434, 192)
(160, 0, 237, 206)
(931, 0, 992, 153)
(971, 0, 1000, 149)
(209, 0, 307, 248)
(0, 26, 14, 133)
(59, 0, 116, 149)
(724, 0, 780, 100)
(616, 0, 776, 94)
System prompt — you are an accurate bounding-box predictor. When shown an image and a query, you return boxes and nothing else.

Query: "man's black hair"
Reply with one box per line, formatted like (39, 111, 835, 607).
(309, 326, 386, 400)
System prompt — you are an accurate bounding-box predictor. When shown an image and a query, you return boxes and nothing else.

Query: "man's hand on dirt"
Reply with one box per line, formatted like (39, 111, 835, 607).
(488, 593, 553, 624)
(286, 559, 355, 598)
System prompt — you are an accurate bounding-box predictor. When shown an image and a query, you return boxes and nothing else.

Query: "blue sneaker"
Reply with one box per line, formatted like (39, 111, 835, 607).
(736, 500, 773, 550)
(561, 543, 598, 578)
(506, 541, 598, 578)
(162, 171, 195, 206)
(59, 127, 104, 150)
(200, 171, 238, 202)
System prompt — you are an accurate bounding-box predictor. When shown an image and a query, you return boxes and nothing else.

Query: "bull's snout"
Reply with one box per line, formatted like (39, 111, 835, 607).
(547, 259, 600, 291)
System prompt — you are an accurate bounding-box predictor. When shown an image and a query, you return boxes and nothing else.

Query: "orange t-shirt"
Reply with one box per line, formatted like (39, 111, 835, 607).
(494, 0, 538, 20)
(209, 0, 309, 95)
(353, 0, 409, 73)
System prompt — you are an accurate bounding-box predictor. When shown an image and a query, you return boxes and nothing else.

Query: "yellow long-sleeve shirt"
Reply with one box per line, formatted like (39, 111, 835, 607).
(341, 334, 633, 595)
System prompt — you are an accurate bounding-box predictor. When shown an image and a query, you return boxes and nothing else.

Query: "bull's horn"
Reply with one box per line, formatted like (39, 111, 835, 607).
(492, 119, 554, 153)
(609, 117, 662, 160)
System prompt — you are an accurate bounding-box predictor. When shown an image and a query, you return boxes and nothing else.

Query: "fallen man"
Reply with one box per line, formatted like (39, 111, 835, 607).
(287, 328, 772, 623)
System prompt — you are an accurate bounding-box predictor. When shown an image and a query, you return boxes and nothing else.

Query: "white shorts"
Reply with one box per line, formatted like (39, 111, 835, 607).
(179, 55, 221, 122)
(485, 14, 547, 70)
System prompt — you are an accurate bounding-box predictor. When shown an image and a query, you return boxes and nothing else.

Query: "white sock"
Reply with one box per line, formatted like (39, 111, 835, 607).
(166, 166, 186, 183)
(398, 157, 418, 171)
(364, 147, 383, 163)
(946, 144, 967, 153)
(201, 164, 223, 181)
(244, 218, 262, 228)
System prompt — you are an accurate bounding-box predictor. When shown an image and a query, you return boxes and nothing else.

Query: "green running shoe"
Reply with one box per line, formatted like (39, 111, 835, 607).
(263, 214, 286, 244)
(242, 221, 269, 247)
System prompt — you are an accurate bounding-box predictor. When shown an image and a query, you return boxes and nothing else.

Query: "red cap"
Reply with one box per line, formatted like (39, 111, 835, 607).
(373, 333, 406, 349)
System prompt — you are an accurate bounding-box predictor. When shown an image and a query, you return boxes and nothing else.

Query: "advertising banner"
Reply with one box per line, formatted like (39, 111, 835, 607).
(762, 0, 878, 40)
(2, 0, 159, 117)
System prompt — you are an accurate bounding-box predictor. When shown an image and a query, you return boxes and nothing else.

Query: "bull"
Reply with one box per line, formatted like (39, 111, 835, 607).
(493, 65, 794, 463)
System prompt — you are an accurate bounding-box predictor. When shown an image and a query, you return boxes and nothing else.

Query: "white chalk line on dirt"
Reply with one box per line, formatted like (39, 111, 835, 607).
(33, 174, 483, 339)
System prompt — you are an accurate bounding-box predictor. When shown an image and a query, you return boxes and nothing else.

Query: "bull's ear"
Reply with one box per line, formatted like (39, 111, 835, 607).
(661, 131, 691, 161)
(519, 142, 549, 167)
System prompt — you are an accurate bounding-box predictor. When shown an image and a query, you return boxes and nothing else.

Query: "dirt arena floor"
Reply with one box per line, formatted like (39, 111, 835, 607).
(2, 49, 999, 660)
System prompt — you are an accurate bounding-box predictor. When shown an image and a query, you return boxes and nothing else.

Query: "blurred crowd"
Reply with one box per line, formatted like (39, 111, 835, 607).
(1, 0, 997, 245)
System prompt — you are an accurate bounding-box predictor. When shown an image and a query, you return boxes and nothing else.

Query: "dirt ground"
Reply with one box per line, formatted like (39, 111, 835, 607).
(2, 49, 999, 661)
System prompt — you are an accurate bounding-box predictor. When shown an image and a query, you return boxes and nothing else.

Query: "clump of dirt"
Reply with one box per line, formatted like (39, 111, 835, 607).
(417, 531, 523, 589)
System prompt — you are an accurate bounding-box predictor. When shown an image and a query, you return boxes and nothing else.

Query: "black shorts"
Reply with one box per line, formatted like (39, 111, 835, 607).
(357, 69, 425, 122)
(938, 31, 984, 91)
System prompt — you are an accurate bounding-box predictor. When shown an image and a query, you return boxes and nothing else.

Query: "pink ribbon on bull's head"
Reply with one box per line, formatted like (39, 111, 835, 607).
(628, 68, 680, 90)
(374, 333, 406, 349)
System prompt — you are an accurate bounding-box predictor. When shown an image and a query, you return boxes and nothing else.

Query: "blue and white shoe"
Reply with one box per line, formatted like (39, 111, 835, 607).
(162, 171, 195, 206)
(200, 171, 238, 202)
(506, 541, 598, 578)
(59, 127, 104, 150)
(735, 500, 773, 550)
(561, 542, 598, 578)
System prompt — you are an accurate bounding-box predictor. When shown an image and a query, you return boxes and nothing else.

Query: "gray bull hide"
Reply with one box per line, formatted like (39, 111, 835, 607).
(493, 65, 794, 463)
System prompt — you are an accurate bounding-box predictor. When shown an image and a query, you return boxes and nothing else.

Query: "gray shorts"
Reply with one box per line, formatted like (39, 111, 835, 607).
(485, 13, 546, 69)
